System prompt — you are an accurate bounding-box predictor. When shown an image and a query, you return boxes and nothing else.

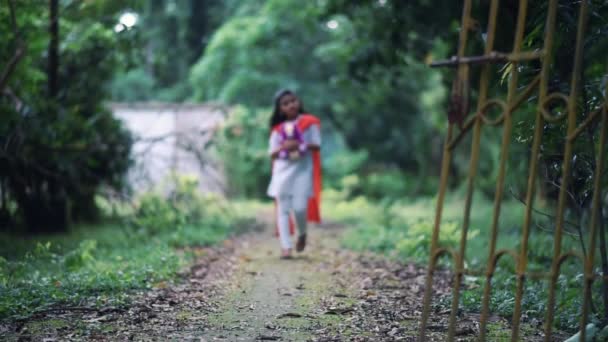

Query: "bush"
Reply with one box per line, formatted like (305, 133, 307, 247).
(110, 68, 157, 102)
(323, 147, 369, 190)
(131, 174, 240, 246)
(322, 188, 384, 225)
(336, 193, 479, 263)
(342, 218, 475, 264)
(328, 168, 439, 201)
(396, 220, 474, 262)
(214, 106, 271, 198)
(361, 171, 410, 199)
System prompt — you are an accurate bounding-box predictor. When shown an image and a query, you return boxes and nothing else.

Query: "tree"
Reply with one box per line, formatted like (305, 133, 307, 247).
(190, 0, 449, 176)
(0, 1, 135, 233)
(110, 0, 227, 102)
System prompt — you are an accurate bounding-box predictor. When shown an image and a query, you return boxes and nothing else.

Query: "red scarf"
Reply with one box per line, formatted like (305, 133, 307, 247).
(272, 114, 322, 235)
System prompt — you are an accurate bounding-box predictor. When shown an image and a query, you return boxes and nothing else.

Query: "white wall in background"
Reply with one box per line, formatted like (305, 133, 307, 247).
(110, 102, 227, 194)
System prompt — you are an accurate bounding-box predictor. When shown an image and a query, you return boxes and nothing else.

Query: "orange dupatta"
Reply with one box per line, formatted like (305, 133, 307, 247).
(272, 114, 322, 236)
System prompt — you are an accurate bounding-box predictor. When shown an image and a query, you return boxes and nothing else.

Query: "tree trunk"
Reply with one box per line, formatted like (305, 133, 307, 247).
(0, 178, 10, 230)
(48, 0, 59, 98)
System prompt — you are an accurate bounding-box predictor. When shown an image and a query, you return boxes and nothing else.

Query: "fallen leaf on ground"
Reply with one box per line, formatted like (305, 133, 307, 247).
(277, 312, 302, 318)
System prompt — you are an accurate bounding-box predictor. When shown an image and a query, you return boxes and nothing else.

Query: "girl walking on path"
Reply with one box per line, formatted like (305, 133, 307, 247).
(267, 89, 322, 259)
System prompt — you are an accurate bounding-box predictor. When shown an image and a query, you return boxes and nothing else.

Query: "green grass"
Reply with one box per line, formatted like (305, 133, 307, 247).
(0, 221, 243, 320)
(327, 190, 595, 333)
(0, 183, 258, 321)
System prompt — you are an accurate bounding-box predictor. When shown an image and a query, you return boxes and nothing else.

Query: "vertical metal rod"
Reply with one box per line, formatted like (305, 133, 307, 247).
(579, 81, 606, 340)
(477, 0, 528, 340)
(418, 126, 454, 342)
(446, 4, 477, 339)
(511, 0, 558, 337)
(447, 85, 479, 342)
(498, 0, 530, 339)
(544, 1, 589, 340)
(476, 1, 502, 338)
(418, 1, 472, 340)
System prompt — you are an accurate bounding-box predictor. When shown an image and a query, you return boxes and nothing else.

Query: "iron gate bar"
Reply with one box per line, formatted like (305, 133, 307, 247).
(418, 0, 607, 340)
(447, 116, 477, 150)
(446, 75, 540, 151)
(430, 50, 543, 68)
(478, 0, 529, 340)
(417, 0, 472, 337)
(581, 103, 607, 341)
(510, 0, 559, 334)
(568, 106, 605, 141)
(540, 93, 570, 123)
(446, 37, 481, 342)
(544, 0, 588, 340)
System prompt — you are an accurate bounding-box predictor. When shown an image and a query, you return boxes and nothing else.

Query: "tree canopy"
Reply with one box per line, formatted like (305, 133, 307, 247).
(190, 0, 450, 174)
(1, 1, 135, 232)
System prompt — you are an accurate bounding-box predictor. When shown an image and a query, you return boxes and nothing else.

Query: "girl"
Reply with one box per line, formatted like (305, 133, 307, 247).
(267, 89, 322, 259)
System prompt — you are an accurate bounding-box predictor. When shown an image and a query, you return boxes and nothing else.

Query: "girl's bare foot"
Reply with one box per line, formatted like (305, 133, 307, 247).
(280, 248, 293, 259)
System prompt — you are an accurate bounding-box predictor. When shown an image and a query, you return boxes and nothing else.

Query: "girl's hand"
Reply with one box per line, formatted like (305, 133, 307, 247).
(282, 139, 300, 151)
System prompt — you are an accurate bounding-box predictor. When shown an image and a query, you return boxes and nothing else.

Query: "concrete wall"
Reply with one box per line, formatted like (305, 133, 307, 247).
(110, 102, 228, 195)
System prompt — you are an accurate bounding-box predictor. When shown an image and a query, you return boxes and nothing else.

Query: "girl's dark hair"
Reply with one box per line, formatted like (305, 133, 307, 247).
(269, 89, 305, 130)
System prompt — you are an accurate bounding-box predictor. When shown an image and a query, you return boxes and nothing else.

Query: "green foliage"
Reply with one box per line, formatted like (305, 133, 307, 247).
(109, 0, 228, 101)
(1, 103, 133, 231)
(63, 240, 97, 271)
(190, 0, 449, 174)
(213, 106, 271, 198)
(453, 269, 590, 334)
(0, 176, 250, 320)
(323, 148, 369, 189)
(134, 192, 178, 233)
(321, 189, 384, 226)
(131, 174, 237, 246)
(323, 0, 462, 67)
(337, 193, 602, 333)
(109, 68, 157, 102)
(0, 256, 7, 287)
(398, 221, 473, 262)
(342, 217, 474, 264)
(190, 0, 328, 107)
(1, 1, 134, 232)
(328, 169, 439, 201)
(0, 228, 182, 320)
(362, 170, 438, 199)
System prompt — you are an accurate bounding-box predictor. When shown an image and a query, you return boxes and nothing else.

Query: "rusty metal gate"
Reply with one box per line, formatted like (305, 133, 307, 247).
(418, 0, 607, 341)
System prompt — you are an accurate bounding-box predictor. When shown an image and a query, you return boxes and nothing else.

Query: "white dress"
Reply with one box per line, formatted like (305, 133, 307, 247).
(266, 118, 321, 198)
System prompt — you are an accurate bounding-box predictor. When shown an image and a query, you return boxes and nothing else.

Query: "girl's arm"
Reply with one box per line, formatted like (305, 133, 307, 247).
(270, 149, 280, 159)
(304, 125, 321, 151)
(268, 131, 282, 159)
(270, 140, 298, 159)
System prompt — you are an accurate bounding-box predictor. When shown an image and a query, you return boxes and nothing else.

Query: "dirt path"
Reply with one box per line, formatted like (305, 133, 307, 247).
(2, 219, 551, 341)
(202, 226, 354, 341)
